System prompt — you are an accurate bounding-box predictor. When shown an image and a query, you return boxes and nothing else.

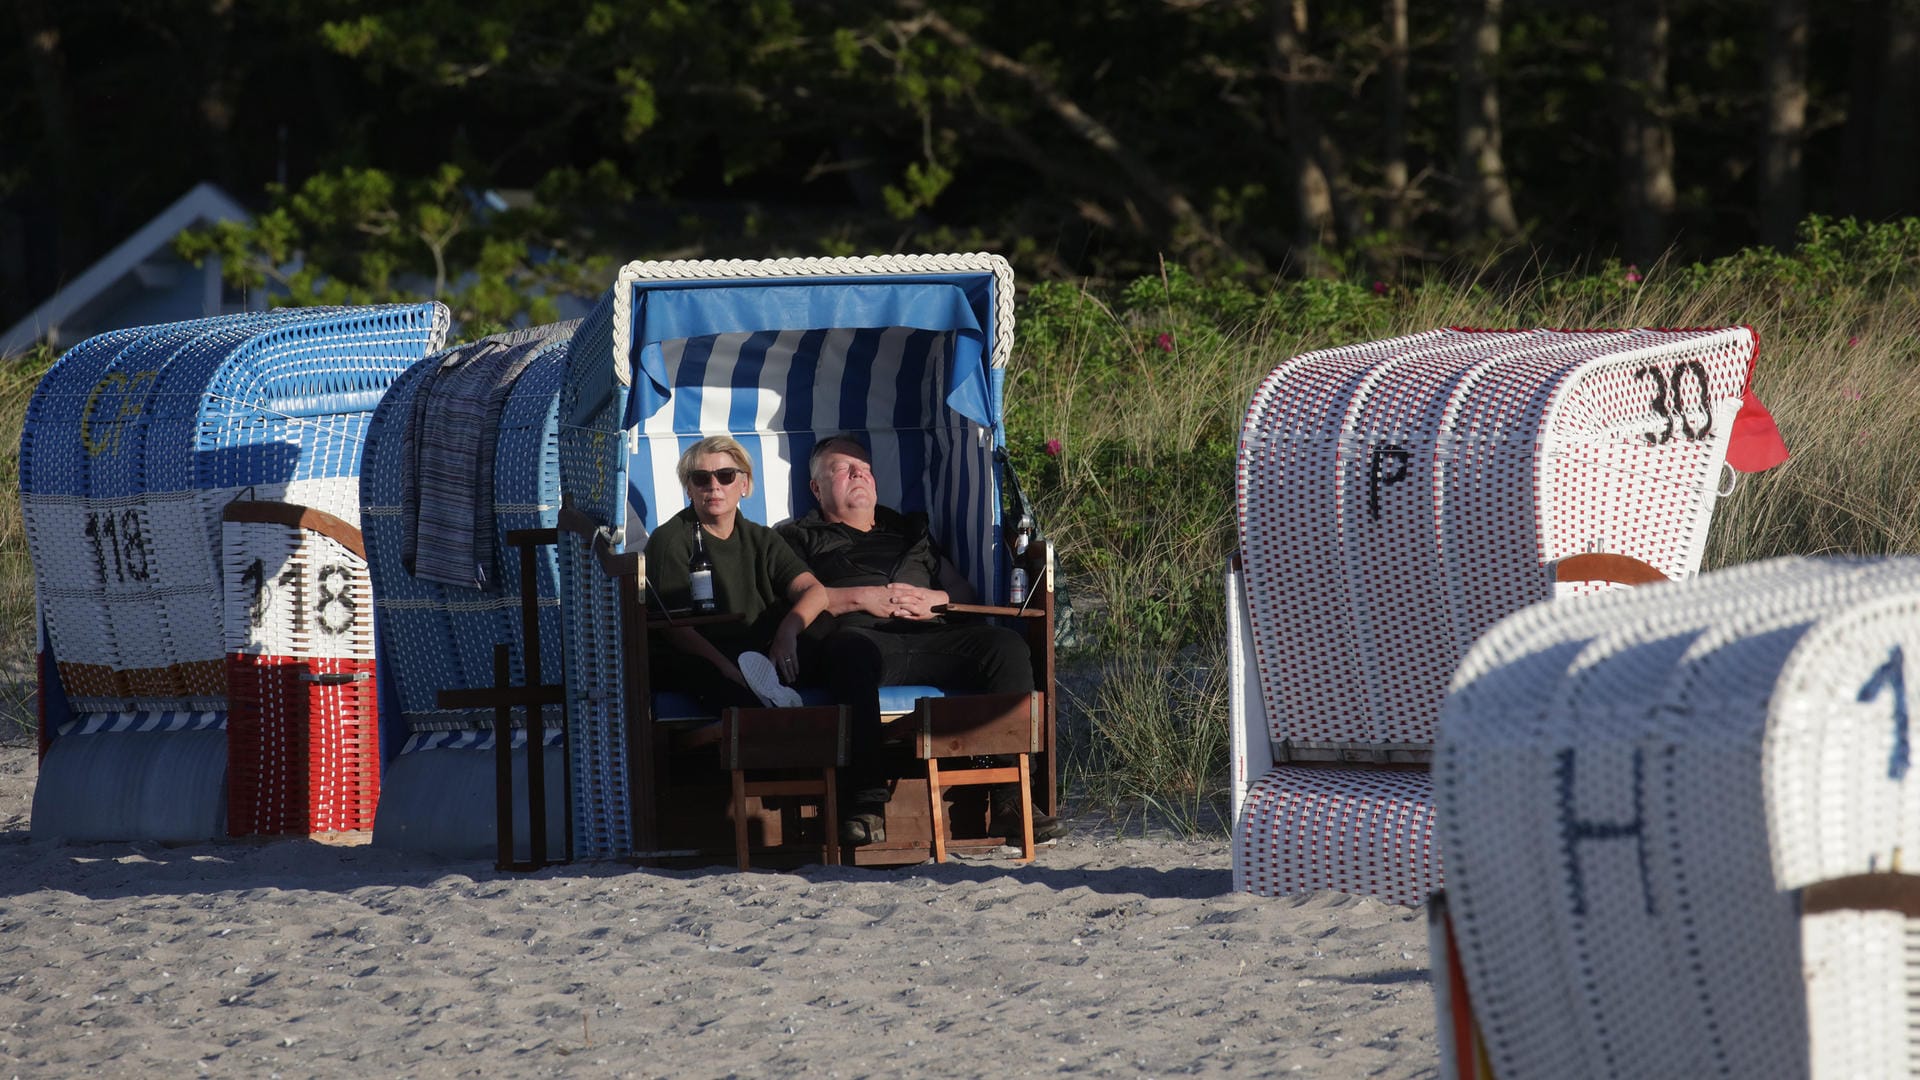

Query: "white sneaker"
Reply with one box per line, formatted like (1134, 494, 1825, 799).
(737, 652, 803, 709)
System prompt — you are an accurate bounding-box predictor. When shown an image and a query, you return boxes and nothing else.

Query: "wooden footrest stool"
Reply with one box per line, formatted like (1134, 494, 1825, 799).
(914, 692, 1044, 863)
(720, 705, 849, 870)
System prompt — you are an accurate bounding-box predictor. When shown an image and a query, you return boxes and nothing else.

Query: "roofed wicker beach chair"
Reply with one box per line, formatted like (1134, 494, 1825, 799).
(554, 253, 1054, 867)
(1227, 327, 1788, 905)
(1433, 555, 1920, 1079)
(21, 303, 448, 841)
(357, 322, 581, 863)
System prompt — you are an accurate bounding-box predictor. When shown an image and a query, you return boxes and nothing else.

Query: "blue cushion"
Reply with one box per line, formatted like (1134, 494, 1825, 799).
(877, 684, 946, 713)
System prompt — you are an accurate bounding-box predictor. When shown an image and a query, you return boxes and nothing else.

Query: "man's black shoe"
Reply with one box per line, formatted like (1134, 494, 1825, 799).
(988, 788, 1071, 843)
(839, 810, 886, 846)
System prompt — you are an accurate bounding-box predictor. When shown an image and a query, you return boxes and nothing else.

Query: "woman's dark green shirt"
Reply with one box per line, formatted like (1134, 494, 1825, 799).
(644, 507, 811, 657)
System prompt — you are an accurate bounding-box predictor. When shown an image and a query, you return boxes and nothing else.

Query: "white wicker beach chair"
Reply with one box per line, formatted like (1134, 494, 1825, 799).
(1229, 327, 1786, 905)
(1435, 556, 1920, 1079)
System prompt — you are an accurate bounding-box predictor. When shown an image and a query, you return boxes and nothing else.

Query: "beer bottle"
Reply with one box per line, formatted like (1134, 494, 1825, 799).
(1008, 512, 1034, 605)
(688, 526, 716, 614)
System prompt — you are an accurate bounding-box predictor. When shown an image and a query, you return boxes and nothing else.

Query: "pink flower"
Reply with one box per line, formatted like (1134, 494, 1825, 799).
(1624, 265, 1643, 285)
(1840, 386, 1865, 402)
(1848, 335, 1861, 348)
(1372, 280, 1388, 295)
(1044, 438, 1063, 457)
(1155, 332, 1174, 352)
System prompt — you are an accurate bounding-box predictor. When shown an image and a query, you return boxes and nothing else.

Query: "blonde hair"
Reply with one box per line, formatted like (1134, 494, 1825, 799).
(676, 435, 755, 494)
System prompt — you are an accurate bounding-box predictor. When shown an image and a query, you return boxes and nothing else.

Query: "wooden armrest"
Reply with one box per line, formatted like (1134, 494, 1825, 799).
(646, 611, 744, 630)
(1802, 873, 1920, 917)
(943, 603, 1045, 618)
(220, 501, 365, 559)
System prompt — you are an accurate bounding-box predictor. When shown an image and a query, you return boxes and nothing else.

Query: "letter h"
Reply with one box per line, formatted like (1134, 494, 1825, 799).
(1554, 747, 1656, 918)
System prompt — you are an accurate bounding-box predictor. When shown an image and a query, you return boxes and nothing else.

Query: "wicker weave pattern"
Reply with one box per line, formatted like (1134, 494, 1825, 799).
(607, 253, 1016, 381)
(1237, 326, 1754, 751)
(1233, 766, 1439, 907)
(220, 506, 380, 837)
(1436, 556, 1920, 1080)
(1802, 909, 1916, 1078)
(559, 527, 632, 859)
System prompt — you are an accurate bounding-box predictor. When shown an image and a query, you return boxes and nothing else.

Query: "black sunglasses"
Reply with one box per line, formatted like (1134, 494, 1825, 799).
(689, 467, 742, 487)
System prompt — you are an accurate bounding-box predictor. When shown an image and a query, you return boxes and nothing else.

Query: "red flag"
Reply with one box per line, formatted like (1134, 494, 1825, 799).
(1726, 386, 1789, 473)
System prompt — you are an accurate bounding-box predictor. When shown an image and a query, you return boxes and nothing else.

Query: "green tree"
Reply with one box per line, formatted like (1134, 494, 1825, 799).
(175, 163, 623, 333)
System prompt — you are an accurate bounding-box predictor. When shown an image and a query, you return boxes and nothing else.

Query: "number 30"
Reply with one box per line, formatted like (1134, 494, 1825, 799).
(1635, 360, 1714, 445)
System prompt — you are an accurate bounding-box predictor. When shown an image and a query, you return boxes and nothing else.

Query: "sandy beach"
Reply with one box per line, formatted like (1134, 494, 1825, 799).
(0, 738, 1437, 1078)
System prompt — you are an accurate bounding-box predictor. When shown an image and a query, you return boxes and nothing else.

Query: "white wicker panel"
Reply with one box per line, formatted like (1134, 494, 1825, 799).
(1239, 327, 1756, 755)
(1802, 908, 1913, 1080)
(1537, 329, 1752, 579)
(1239, 332, 1446, 745)
(21, 493, 119, 669)
(1233, 766, 1439, 907)
(1767, 596, 1920, 890)
(222, 519, 375, 661)
(1439, 558, 1843, 1080)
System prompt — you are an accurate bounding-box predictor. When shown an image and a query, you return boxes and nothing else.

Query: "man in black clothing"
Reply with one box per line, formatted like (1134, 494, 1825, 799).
(778, 434, 1066, 845)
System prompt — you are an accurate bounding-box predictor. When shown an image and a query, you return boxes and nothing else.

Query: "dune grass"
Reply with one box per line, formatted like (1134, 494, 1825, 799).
(0, 346, 53, 740)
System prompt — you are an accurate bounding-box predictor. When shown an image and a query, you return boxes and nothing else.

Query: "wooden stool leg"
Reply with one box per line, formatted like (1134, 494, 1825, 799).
(731, 768, 750, 871)
(1015, 751, 1035, 863)
(927, 758, 949, 863)
(823, 767, 840, 866)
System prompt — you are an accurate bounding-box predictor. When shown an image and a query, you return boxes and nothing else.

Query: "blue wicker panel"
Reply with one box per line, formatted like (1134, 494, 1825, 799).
(558, 291, 626, 528)
(556, 291, 633, 859)
(361, 325, 574, 759)
(560, 527, 632, 860)
(21, 310, 299, 502)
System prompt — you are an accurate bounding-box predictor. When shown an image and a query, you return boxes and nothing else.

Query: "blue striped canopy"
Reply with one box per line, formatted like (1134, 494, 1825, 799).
(623, 280, 996, 430)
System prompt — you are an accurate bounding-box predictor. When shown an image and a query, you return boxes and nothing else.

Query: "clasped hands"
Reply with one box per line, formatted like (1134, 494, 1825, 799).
(865, 582, 946, 621)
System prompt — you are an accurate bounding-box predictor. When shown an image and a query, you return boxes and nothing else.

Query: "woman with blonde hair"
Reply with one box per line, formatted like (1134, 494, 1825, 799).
(645, 435, 827, 709)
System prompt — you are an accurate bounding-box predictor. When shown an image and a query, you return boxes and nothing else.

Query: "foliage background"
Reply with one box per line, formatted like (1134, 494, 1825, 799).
(6, 0, 1917, 321)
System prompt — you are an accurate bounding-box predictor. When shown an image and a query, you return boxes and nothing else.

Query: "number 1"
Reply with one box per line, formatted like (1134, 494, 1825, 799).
(1857, 645, 1911, 781)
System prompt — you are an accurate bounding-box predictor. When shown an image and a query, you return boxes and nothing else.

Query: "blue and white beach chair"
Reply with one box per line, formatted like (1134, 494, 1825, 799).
(21, 304, 448, 841)
(360, 322, 580, 861)
(553, 253, 1054, 865)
